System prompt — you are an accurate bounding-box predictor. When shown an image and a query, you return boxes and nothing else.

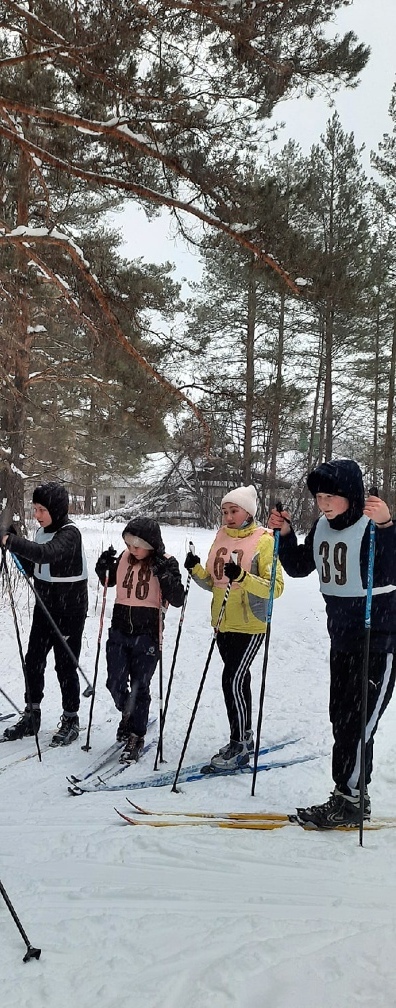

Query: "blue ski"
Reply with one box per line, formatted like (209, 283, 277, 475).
(67, 738, 308, 794)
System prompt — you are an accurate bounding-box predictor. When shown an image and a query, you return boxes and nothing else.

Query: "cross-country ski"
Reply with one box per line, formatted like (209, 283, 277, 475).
(67, 741, 316, 794)
(115, 807, 396, 832)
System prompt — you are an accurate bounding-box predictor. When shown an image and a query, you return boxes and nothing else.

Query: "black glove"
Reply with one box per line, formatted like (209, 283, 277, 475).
(151, 553, 170, 577)
(95, 545, 117, 577)
(0, 522, 17, 540)
(184, 551, 200, 572)
(224, 560, 245, 583)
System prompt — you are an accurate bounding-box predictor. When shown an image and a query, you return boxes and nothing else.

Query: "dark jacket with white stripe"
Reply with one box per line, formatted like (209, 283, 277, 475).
(278, 461, 396, 653)
(7, 520, 88, 621)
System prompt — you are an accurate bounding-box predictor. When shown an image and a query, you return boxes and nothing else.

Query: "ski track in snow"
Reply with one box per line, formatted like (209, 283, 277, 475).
(2, 519, 396, 1008)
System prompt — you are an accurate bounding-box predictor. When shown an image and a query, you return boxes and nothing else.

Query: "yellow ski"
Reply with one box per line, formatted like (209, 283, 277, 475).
(115, 806, 396, 831)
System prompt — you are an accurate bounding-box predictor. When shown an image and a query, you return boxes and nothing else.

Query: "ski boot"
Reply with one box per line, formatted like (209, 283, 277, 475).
(50, 713, 79, 747)
(119, 733, 145, 764)
(295, 788, 371, 829)
(209, 739, 250, 772)
(214, 730, 254, 760)
(2, 707, 41, 741)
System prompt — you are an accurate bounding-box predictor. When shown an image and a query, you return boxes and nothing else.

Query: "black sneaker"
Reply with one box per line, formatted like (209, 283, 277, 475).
(210, 739, 250, 771)
(216, 730, 254, 758)
(2, 708, 41, 741)
(50, 714, 79, 747)
(295, 789, 371, 830)
(119, 733, 145, 764)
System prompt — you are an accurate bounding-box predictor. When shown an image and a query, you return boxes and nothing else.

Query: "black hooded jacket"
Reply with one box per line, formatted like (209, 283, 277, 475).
(278, 459, 396, 652)
(95, 517, 184, 641)
(6, 482, 88, 619)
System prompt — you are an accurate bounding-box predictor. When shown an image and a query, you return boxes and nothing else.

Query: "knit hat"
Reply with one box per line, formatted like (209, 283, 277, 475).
(32, 482, 69, 525)
(220, 484, 258, 517)
(307, 459, 364, 508)
(306, 459, 364, 529)
(122, 517, 164, 554)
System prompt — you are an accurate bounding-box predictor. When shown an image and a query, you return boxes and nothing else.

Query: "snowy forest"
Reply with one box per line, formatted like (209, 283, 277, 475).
(1, 1, 396, 528)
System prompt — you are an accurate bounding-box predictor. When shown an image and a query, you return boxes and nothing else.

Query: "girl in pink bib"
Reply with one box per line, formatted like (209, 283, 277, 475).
(96, 517, 184, 762)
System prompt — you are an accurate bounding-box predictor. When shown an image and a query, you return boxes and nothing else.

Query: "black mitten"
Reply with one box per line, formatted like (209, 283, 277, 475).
(95, 545, 117, 577)
(184, 551, 200, 572)
(224, 560, 245, 583)
(151, 553, 170, 577)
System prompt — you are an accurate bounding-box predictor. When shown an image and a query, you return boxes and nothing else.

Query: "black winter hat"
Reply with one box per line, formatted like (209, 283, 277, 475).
(32, 482, 69, 524)
(122, 517, 164, 553)
(306, 459, 365, 528)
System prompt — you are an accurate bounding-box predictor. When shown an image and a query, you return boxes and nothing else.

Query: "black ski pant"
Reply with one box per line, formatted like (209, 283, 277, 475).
(216, 631, 264, 743)
(24, 602, 85, 713)
(329, 648, 396, 793)
(106, 628, 159, 737)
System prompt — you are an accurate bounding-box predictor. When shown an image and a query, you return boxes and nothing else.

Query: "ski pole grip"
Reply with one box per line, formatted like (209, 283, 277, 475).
(275, 499, 291, 526)
(368, 486, 379, 497)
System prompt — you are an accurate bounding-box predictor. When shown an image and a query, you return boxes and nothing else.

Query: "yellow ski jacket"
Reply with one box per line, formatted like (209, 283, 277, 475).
(191, 523, 284, 634)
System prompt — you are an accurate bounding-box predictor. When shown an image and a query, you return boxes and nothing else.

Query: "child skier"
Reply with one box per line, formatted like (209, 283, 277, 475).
(268, 458, 396, 828)
(1, 482, 88, 746)
(95, 517, 185, 762)
(184, 484, 284, 772)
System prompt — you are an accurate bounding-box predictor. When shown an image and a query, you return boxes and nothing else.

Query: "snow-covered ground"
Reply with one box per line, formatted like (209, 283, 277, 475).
(2, 519, 396, 1008)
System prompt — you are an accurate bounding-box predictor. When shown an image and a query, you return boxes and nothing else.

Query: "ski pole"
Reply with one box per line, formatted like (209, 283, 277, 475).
(251, 502, 282, 797)
(0, 685, 23, 716)
(81, 569, 110, 752)
(153, 540, 194, 770)
(359, 488, 377, 847)
(9, 552, 94, 697)
(171, 576, 233, 793)
(1, 549, 42, 761)
(94, 518, 106, 614)
(157, 594, 164, 763)
(0, 878, 41, 963)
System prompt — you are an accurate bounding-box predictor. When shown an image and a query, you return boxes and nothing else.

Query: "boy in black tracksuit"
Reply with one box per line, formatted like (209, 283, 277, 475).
(1, 482, 88, 746)
(269, 459, 396, 828)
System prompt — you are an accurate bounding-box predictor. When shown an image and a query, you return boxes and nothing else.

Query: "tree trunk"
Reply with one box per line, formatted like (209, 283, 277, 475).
(300, 320, 324, 528)
(242, 265, 256, 484)
(323, 302, 334, 459)
(268, 291, 285, 509)
(383, 306, 396, 504)
(2, 145, 32, 530)
(372, 295, 381, 485)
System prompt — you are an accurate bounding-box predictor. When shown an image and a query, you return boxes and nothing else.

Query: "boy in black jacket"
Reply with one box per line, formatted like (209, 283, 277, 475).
(95, 517, 184, 762)
(1, 482, 88, 746)
(269, 459, 396, 828)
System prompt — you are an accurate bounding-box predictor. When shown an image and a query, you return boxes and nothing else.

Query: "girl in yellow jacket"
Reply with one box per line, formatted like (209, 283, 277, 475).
(184, 484, 284, 771)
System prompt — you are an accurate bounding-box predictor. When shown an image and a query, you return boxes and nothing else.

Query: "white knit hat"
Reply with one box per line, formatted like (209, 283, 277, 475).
(221, 484, 258, 517)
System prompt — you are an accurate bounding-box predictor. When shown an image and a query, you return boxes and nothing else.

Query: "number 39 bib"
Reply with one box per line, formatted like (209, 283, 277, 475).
(313, 514, 370, 597)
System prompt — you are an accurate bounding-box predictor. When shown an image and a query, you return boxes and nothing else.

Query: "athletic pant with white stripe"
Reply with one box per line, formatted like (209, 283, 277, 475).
(216, 631, 264, 743)
(329, 649, 396, 793)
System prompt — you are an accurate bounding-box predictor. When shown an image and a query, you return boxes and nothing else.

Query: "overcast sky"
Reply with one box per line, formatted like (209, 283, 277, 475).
(115, 0, 396, 284)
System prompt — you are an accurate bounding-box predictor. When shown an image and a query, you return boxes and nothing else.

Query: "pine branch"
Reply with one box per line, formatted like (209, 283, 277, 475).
(0, 225, 212, 450)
